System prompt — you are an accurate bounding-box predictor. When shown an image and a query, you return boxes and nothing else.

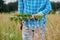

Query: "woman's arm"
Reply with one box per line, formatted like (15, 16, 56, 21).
(36, 0, 52, 16)
(18, 0, 24, 14)
(41, 0, 52, 15)
(18, 0, 24, 31)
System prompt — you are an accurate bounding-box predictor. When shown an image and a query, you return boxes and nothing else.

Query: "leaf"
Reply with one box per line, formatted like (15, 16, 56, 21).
(34, 15, 42, 20)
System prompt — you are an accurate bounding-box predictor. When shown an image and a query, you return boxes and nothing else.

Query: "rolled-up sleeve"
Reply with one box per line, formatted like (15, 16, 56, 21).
(41, 0, 52, 15)
(18, 0, 24, 14)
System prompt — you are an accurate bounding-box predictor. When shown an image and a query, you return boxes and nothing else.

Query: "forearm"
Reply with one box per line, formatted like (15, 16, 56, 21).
(41, 0, 52, 15)
(18, 0, 24, 14)
(36, 0, 52, 16)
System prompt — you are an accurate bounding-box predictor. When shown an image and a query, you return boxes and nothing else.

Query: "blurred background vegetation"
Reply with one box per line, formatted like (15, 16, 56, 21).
(0, 0, 60, 14)
(0, 0, 17, 13)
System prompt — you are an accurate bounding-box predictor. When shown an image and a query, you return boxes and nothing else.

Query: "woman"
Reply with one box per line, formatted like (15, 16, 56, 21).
(18, 0, 52, 40)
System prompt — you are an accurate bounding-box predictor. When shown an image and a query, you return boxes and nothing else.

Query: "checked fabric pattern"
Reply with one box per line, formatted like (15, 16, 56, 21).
(18, 0, 52, 30)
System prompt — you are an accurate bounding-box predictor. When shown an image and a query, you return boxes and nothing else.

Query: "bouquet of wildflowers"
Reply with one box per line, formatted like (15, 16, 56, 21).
(9, 13, 42, 30)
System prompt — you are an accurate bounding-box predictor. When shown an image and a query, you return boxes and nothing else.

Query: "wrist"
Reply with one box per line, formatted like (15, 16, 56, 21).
(37, 12, 44, 16)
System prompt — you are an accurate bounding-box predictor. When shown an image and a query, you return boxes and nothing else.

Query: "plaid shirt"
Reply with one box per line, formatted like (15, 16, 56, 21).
(18, 0, 52, 30)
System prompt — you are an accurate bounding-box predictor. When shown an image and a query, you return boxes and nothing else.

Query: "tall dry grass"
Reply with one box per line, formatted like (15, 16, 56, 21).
(46, 14, 60, 40)
(0, 12, 60, 40)
(0, 12, 22, 40)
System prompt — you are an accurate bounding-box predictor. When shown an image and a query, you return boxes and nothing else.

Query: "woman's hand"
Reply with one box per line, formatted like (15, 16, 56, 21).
(19, 23, 23, 31)
(30, 14, 35, 20)
(30, 13, 43, 20)
(30, 14, 40, 20)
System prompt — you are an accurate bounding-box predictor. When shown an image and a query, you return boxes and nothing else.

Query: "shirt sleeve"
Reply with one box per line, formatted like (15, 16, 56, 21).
(39, 0, 52, 16)
(18, 0, 24, 14)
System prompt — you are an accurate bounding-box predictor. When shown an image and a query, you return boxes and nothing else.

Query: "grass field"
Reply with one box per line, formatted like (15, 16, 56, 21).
(0, 12, 60, 40)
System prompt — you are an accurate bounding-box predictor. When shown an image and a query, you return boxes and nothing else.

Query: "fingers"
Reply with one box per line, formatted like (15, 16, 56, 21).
(30, 15, 35, 20)
(20, 23, 23, 31)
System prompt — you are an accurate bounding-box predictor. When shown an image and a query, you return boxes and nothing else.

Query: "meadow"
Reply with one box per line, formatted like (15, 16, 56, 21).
(0, 12, 60, 40)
